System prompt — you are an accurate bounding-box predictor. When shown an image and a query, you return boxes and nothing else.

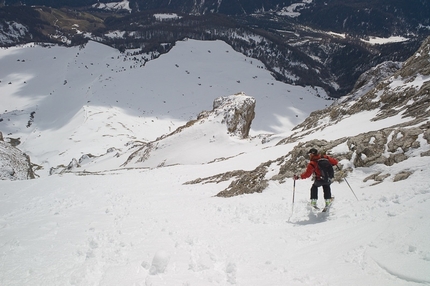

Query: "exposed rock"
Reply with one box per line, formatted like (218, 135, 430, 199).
(347, 61, 402, 102)
(184, 170, 245, 185)
(0, 140, 35, 180)
(363, 172, 391, 185)
(212, 92, 256, 139)
(215, 162, 270, 197)
(393, 171, 413, 182)
(67, 158, 80, 170)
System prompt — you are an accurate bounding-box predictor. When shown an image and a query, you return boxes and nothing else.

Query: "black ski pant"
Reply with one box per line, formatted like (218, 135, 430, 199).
(310, 180, 332, 200)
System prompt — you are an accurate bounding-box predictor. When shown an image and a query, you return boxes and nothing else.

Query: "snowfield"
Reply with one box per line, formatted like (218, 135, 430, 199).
(0, 39, 429, 285)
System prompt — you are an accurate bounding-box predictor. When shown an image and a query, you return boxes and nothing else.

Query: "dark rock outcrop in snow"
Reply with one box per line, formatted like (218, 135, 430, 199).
(211, 92, 255, 139)
(0, 133, 35, 180)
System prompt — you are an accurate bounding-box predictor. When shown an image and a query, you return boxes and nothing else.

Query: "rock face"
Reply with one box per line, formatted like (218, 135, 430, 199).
(345, 61, 403, 102)
(0, 132, 35, 180)
(212, 92, 256, 139)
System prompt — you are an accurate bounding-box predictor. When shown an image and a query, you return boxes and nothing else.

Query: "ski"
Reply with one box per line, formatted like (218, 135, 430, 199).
(322, 197, 335, 213)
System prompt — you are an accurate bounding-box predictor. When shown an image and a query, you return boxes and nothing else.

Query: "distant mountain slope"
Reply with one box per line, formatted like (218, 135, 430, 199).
(4, 1, 429, 37)
(4, 0, 430, 34)
(1, 1, 429, 98)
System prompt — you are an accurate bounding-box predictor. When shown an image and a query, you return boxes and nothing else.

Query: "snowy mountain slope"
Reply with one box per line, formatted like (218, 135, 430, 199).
(120, 93, 257, 169)
(0, 39, 329, 175)
(0, 37, 429, 286)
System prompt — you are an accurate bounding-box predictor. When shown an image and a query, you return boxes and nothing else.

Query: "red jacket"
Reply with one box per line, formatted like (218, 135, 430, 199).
(300, 155, 338, 180)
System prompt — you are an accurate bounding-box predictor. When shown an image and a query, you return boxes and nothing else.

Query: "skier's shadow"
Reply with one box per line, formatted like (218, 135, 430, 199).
(291, 209, 329, 225)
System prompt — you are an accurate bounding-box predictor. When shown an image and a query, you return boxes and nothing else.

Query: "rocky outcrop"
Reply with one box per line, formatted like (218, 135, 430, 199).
(212, 92, 256, 139)
(346, 61, 403, 102)
(0, 138, 35, 180)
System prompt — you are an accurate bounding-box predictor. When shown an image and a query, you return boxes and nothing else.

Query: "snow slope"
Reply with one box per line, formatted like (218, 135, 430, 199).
(0, 39, 429, 285)
(0, 39, 328, 174)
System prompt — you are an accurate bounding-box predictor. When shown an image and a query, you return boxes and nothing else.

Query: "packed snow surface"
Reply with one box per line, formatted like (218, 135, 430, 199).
(0, 39, 429, 285)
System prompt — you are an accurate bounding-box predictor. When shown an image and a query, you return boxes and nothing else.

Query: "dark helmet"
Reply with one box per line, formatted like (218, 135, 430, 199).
(308, 148, 318, 155)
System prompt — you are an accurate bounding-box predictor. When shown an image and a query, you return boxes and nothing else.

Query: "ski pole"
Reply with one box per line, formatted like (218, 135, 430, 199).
(288, 179, 296, 222)
(337, 165, 359, 201)
(344, 177, 359, 201)
(292, 179, 296, 205)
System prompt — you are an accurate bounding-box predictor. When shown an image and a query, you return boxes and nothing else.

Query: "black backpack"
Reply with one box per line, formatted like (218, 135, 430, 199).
(317, 157, 334, 182)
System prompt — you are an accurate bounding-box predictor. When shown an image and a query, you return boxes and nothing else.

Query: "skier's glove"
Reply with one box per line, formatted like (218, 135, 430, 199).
(293, 175, 300, 180)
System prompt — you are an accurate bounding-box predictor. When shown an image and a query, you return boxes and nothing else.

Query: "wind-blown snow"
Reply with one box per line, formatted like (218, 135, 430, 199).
(0, 39, 429, 286)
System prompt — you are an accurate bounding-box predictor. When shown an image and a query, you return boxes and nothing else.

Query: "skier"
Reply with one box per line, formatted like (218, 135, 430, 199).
(294, 148, 338, 208)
